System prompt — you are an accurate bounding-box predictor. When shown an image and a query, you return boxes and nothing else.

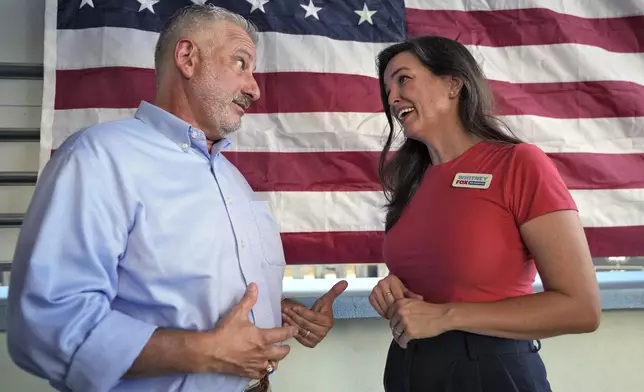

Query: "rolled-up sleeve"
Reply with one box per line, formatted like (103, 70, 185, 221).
(6, 132, 157, 392)
(65, 311, 157, 391)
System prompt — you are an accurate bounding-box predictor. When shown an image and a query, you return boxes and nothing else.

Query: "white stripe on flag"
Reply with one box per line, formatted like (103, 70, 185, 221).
(263, 191, 386, 233)
(52, 108, 137, 145)
(468, 44, 644, 84)
(504, 115, 644, 154)
(52, 109, 644, 154)
(56, 28, 158, 70)
(56, 28, 392, 78)
(572, 188, 644, 228)
(55, 27, 644, 84)
(262, 188, 644, 232)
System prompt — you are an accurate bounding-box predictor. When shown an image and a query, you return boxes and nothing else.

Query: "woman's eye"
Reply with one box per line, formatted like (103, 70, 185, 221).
(398, 75, 409, 84)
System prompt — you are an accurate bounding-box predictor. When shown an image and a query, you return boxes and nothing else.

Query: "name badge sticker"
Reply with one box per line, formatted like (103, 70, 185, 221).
(452, 173, 493, 189)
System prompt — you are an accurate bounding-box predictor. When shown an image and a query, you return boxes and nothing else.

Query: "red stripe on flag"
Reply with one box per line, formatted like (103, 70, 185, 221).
(406, 8, 644, 53)
(281, 231, 384, 264)
(489, 80, 644, 119)
(54, 68, 382, 113)
(585, 226, 644, 258)
(225, 151, 644, 192)
(55, 68, 644, 119)
(281, 226, 644, 264)
(549, 153, 644, 190)
(251, 72, 381, 114)
(224, 151, 381, 192)
(55, 67, 157, 109)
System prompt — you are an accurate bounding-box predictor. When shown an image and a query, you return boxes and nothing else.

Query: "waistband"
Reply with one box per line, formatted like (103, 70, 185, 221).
(396, 331, 544, 392)
(411, 330, 541, 360)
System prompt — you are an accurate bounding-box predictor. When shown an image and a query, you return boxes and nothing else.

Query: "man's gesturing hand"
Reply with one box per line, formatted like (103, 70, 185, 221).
(282, 280, 348, 348)
(208, 283, 298, 379)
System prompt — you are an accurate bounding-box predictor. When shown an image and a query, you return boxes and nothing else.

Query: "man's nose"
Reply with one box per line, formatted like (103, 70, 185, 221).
(244, 74, 261, 102)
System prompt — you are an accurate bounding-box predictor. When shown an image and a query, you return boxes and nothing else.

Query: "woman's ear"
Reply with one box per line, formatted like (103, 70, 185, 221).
(447, 76, 464, 99)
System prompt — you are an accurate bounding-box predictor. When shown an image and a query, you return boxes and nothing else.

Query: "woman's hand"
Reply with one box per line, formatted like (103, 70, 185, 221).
(387, 299, 452, 349)
(369, 274, 422, 319)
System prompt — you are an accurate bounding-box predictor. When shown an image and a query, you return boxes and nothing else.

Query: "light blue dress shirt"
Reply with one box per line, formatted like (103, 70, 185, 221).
(6, 101, 286, 392)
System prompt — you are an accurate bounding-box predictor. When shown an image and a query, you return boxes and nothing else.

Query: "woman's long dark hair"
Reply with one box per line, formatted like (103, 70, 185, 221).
(377, 36, 523, 231)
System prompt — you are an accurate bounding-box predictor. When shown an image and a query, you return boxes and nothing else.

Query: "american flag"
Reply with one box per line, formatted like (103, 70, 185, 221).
(42, 0, 644, 264)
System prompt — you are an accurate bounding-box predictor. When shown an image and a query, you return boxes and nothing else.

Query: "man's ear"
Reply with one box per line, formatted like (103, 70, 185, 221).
(174, 38, 199, 79)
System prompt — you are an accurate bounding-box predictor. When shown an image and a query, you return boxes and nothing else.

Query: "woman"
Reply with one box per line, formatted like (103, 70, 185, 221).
(368, 36, 601, 392)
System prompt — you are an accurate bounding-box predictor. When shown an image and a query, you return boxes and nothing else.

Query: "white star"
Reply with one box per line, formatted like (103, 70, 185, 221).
(247, 0, 270, 13)
(300, 0, 322, 20)
(137, 0, 159, 14)
(79, 0, 94, 8)
(354, 3, 377, 25)
(191, 0, 208, 4)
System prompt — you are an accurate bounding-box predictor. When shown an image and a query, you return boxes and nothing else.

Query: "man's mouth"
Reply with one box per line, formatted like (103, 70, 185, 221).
(231, 101, 248, 116)
(233, 95, 251, 111)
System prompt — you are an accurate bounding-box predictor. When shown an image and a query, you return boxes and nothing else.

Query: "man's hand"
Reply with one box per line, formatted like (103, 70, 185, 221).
(281, 280, 348, 348)
(369, 274, 422, 319)
(206, 283, 298, 379)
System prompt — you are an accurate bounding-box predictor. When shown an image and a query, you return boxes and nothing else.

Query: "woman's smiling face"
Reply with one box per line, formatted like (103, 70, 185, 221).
(382, 51, 461, 143)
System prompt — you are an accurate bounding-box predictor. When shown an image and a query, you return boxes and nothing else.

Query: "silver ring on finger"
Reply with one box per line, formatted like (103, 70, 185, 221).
(304, 329, 311, 338)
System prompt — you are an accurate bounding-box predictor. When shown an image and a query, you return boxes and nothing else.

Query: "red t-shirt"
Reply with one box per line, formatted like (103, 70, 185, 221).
(382, 141, 578, 304)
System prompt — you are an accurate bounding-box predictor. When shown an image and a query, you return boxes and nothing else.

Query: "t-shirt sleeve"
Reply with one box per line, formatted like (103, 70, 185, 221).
(507, 143, 578, 226)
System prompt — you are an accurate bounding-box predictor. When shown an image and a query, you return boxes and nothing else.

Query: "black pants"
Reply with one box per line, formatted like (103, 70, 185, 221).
(384, 331, 552, 392)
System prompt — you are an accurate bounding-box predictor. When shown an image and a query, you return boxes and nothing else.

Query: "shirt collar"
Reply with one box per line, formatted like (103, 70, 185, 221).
(134, 100, 231, 154)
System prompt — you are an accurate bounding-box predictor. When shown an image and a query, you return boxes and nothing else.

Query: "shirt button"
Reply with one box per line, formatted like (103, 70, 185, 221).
(240, 240, 246, 249)
(226, 196, 232, 204)
(181, 143, 189, 150)
(190, 131, 198, 138)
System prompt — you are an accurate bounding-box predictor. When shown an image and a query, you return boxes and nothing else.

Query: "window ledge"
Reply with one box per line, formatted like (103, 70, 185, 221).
(280, 270, 644, 319)
(0, 271, 642, 331)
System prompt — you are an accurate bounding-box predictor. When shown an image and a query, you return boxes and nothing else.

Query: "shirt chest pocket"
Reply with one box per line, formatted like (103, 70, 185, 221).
(250, 200, 286, 266)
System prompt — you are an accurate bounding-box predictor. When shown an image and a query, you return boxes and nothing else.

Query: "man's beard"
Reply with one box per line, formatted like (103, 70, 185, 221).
(191, 71, 248, 137)
(220, 93, 252, 136)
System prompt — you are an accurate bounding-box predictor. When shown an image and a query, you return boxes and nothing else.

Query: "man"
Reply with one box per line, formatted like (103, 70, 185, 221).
(6, 4, 347, 392)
